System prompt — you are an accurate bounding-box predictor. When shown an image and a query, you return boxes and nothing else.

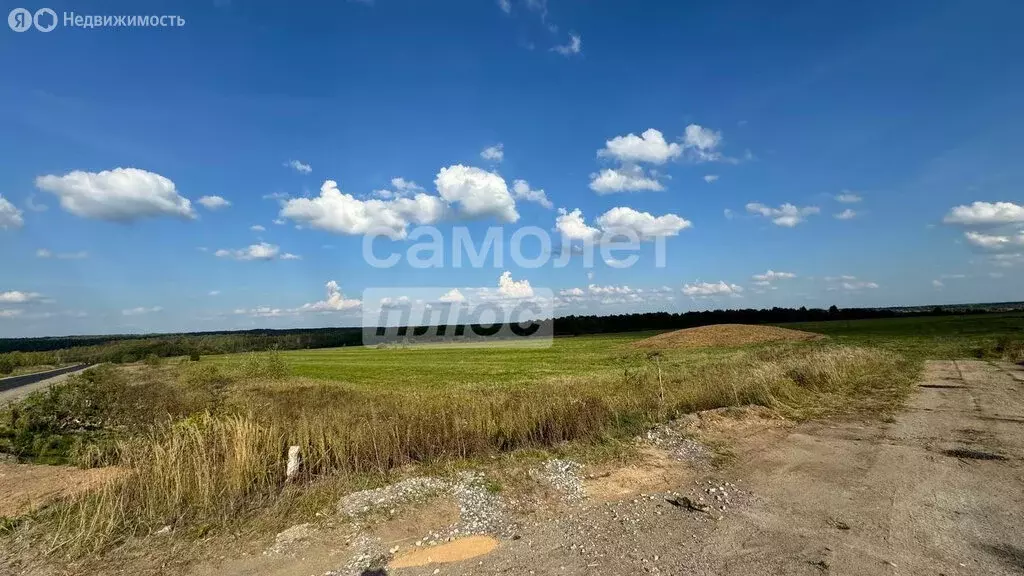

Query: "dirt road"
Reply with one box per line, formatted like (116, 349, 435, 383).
(353, 359, 1024, 576)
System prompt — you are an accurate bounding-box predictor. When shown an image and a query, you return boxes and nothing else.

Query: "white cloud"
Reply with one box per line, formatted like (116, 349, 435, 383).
(438, 288, 466, 303)
(198, 195, 230, 210)
(990, 253, 1024, 268)
(964, 230, 1024, 250)
(932, 280, 944, 289)
(250, 224, 266, 232)
(281, 179, 446, 239)
(497, 271, 534, 298)
(682, 124, 724, 162)
(723, 208, 734, 220)
(598, 129, 681, 165)
(559, 287, 585, 297)
(1, 195, 26, 229)
(704, 174, 719, 183)
(589, 166, 664, 194)
(746, 202, 820, 227)
(0, 291, 43, 303)
(825, 276, 879, 291)
(285, 160, 312, 174)
(841, 281, 879, 290)
(511, 179, 553, 209)
(122, 306, 162, 316)
(435, 165, 519, 222)
(24, 194, 48, 212)
(0, 309, 24, 318)
(835, 209, 857, 220)
(752, 270, 796, 282)
(682, 281, 743, 297)
(835, 192, 862, 203)
(595, 206, 692, 240)
(35, 168, 195, 221)
(209, 290, 221, 296)
(552, 33, 581, 56)
(234, 306, 291, 318)
(556, 208, 600, 241)
(273, 218, 286, 225)
(299, 280, 361, 312)
(480, 144, 504, 163)
(497, 0, 511, 13)
(35, 248, 87, 260)
(265, 192, 290, 201)
(214, 242, 299, 261)
(943, 201, 1024, 225)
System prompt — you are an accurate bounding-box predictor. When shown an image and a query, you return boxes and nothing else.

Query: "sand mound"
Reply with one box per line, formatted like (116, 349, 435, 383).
(632, 324, 824, 349)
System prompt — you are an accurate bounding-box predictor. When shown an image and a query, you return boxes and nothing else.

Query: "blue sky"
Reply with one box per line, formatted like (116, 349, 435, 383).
(1, 0, 1023, 337)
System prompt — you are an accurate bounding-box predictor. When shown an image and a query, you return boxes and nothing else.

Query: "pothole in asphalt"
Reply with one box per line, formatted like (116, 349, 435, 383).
(387, 535, 499, 569)
(943, 448, 1007, 461)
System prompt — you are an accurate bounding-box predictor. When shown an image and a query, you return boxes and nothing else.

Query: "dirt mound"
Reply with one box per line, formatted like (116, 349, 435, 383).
(633, 324, 824, 349)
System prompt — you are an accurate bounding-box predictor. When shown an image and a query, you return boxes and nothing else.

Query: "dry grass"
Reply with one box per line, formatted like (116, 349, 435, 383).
(23, 342, 913, 556)
(633, 324, 825, 349)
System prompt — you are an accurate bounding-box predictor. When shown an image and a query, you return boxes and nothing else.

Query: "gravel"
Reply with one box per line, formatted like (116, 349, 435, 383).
(531, 459, 585, 501)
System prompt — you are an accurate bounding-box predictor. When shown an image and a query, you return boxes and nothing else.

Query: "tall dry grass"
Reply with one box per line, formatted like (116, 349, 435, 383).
(40, 344, 914, 555)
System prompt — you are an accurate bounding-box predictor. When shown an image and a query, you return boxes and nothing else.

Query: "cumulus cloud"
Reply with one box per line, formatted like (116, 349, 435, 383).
(835, 192, 862, 203)
(435, 165, 519, 222)
(285, 160, 312, 174)
(556, 208, 600, 242)
(35, 168, 196, 221)
(0, 291, 43, 304)
(480, 144, 504, 163)
(0, 195, 25, 229)
(122, 306, 162, 316)
(24, 194, 48, 212)
(299, 280, 361, 312)
(557, 207, 690, 242)
(35, 249, 87, 260)
(497, 271, 534, 298)
(596, 207, 692, 240)
(559, 287, 585, 297)
(511, 179, 553, 209)
(943, 201, 1024, 225)
(198, 195, 231, 210)
(704, 175, 719, 183)
(682, 124, 724, 162)
(682, 281, 743, 297)
(374, 177, 426, 199)
(281, 179, 446, 239)
(963, 230, 1024, 250)
(589, 166, 665, 194)
(598, 129, 681, 165)
(214, 242, 299, 261)
(746, 202, 820, 227)
(438, 288, 466, 303)
(834, 209, 857, 220)
(250, 224, 266, 232)
(552, 33, 581, 56)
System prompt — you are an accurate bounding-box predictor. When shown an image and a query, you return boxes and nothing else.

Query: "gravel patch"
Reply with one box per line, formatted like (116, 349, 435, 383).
(531, 459, 585, 502)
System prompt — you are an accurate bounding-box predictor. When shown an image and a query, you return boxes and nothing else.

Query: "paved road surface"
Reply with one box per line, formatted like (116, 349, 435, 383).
(0, 363, 93, 404)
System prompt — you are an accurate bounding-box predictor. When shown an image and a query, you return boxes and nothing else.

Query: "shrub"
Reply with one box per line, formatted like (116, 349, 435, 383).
(0, 358, 13, 375)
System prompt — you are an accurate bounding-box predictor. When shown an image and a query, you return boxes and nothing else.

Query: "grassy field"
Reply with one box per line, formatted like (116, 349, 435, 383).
(2, 312, 1022, 559)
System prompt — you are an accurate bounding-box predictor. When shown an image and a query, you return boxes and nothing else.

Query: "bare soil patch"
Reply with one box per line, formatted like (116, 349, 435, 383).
(388, 535, 499, 569)
(632, 324, 824, 349)
(0, 463, 118, 517)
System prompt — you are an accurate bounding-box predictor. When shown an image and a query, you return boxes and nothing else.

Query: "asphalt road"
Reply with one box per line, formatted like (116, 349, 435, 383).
(0, 363, 93, 403)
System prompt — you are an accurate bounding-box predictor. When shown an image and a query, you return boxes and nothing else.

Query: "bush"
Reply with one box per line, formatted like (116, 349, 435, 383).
(237, 351, 289, 380)
(143, 354, 162, 366)
(0, 357, 13, 375)
(189, 352, 201, 362)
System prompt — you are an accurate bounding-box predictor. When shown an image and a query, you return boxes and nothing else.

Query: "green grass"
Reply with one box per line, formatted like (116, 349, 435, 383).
(780, 312, 1024, 359)
(206, 331, 663, 390)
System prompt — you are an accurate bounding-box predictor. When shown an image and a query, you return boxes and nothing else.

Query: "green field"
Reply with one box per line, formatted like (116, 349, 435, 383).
(202, 313, 1024, 389)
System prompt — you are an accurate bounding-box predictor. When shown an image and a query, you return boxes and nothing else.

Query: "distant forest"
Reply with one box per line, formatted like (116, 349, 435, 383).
(1, 303, 1021, 371)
